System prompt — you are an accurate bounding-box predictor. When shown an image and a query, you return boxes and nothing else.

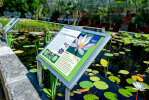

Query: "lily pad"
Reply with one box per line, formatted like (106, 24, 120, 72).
(125, 49, 131, 52)
(143, 61, 149, 64)
(104, 53, 113, 57)
(123, 38, 131, 45)
(92, 70, 99, 75)
(70, 92, 74, 96)
(104, 92, 117, 100)
(118, 70, 129, 75)
(119, 52, 125, 54)
(93, 81, 109, 90)
(86, 69, 92, 72)
(109, 76, 120, 84)
(135, 33, 141, 38)
(90, 76, 100, 81)
(83, 94, 99, 100)
(126, 78, 135, 84)
(113, 53, 119, 56)
(145, 48, 149, 52)
(125, 86, 137, 92)
(57, 93, 63, 97)
(79, 81, 93, 89)
(118, 88, 132, 97)
(100, 59, 108, 67)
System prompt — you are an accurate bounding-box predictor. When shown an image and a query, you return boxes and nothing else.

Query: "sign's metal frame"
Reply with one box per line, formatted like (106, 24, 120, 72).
(36, 25, 111, 100)
(2, 17, 19, 45)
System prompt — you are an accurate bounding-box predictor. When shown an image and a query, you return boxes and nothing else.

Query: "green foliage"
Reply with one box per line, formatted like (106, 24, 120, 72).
(109, 76, 120, 84)
(90, 76, 100, 81)
(118, 88, 133, 97)
(126, 78, 135, 84)
(104, 92, 117, 100)
(83, 94, 99, 100)
(93, 81, 109, 90)
(79, 81, 93, 89)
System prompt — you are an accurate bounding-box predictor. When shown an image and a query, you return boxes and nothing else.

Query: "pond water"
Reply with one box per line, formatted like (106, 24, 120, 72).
(10, 31, 149, 100)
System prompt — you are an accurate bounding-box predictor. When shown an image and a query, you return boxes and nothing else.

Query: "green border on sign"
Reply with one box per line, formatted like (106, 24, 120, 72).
(40, 37, 104, 82)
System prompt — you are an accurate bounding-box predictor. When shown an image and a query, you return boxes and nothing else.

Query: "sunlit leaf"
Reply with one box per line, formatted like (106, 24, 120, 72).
(109, 76, 120, 84)
(92, 70, 99, 75)
(123, 38, 131, 45)
(57, 93, 63, 97)
(104, 53, 113, 57)
(79, 81, 93, 89)
(125, 86, 137, 92)
(86, 69, 93, 72)
(90, 76, 100, 81)
(126, 78, 135, 84)
(14, 50, 24, 54)
(100, 59, 108, 67)
(29, 68, 37, 73)
(79, 88, 90, 93)
(118, 88, 132, 97)
(83, 94, 99, 100)
(131, 75, 143, 82)
(118, 70, 129, 75)
(135, 33, 141, 38)
(104, 92, 117, 100)
(93, 81, 109, 90)
(143, 61, 149, 64)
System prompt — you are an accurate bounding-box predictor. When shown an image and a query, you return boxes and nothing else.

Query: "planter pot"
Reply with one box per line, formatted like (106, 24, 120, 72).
(133, 27, 140, 33)
(113, 25, 120, 32)
(122, 17, 132, 25)
(144, 26, 149, 34)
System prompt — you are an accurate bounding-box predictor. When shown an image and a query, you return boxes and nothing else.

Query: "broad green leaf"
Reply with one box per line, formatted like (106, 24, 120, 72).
(109, 76, 120, 84)
(43, 88, 51, 98)
(118, 88, 133, 97)
(118, 70, 129, 75)
(90, 76, 100, 81)
(104, 92, 117, 100)
(135, 33, 141, 38)
(143, 61, 149, 64)
(123, 38, 131, 45)
(145, 48, 149, 52)
(86, 69, 92, 72)
(93, 81, 109, 90)
(119, 52, 125, 54)
(79, 81, 93, 89)
(100, 59, 108, 67)
(126, 78, 135, 84)
(125, 86, 137, 92)
(104, 53, 113, 57)
(92, 70, 99, 75)
(83, 94, 99, 100)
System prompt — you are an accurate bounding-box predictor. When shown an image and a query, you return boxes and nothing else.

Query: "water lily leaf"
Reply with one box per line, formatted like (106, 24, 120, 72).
(125, 86, 137, 92)
(145, 48, 149, 52)
(118, 88, 132, 97)
(143, 61, 149, 64)
(113, 53, 119, 56)
(119, 52, 125, 54)
(29, 68, 37, 73)
(104, 53, 113, 57)
(88, 73, 94, 76)
(56, 82, 61, 86)
(125, 49, 131, 52)
(131, 75, 143, 82)
(107, 71, 112, 75)
(23, 45, 35, 48)
(86, 69, 92, 72)
(102, 48, 106, 51)
(123, 38, 131, 45)
(126, 78, 135, 84)
(118, 70, 129, 75)
(79, 81, 93, 89)
(90, 76, 100, 81)
(104, 92, 117, 100)
(83, 94, 99, 100)
(92, 70, 99, 75)
(135, 33, 141, 38)
(70, 92, 74, 96)
(109, 76, 120, 84)
(93, 81, 109, 90)
(100, 59, 108, 67)
(57, 93, 63, 96)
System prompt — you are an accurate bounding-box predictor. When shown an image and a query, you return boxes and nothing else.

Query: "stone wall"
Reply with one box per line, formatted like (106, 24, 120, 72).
(0, 36, 49, 100)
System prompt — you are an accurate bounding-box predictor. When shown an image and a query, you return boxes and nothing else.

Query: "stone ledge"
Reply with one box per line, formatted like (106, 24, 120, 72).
(0, 36, 49, 100)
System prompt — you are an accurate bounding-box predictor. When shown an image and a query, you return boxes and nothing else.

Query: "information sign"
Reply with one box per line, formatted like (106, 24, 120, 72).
(36, 26, 111, 89)
(2, 17, 19, 34)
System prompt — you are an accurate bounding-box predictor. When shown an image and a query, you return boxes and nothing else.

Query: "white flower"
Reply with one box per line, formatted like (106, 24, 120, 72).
(71, 34, 96, 55)
(132, 81, 146, 91)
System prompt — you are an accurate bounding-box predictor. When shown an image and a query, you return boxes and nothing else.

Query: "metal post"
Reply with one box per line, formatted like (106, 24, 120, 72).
(6, 33, 9, 45)
(65, 87, 70, 100)
(37, 60, 42, 87)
